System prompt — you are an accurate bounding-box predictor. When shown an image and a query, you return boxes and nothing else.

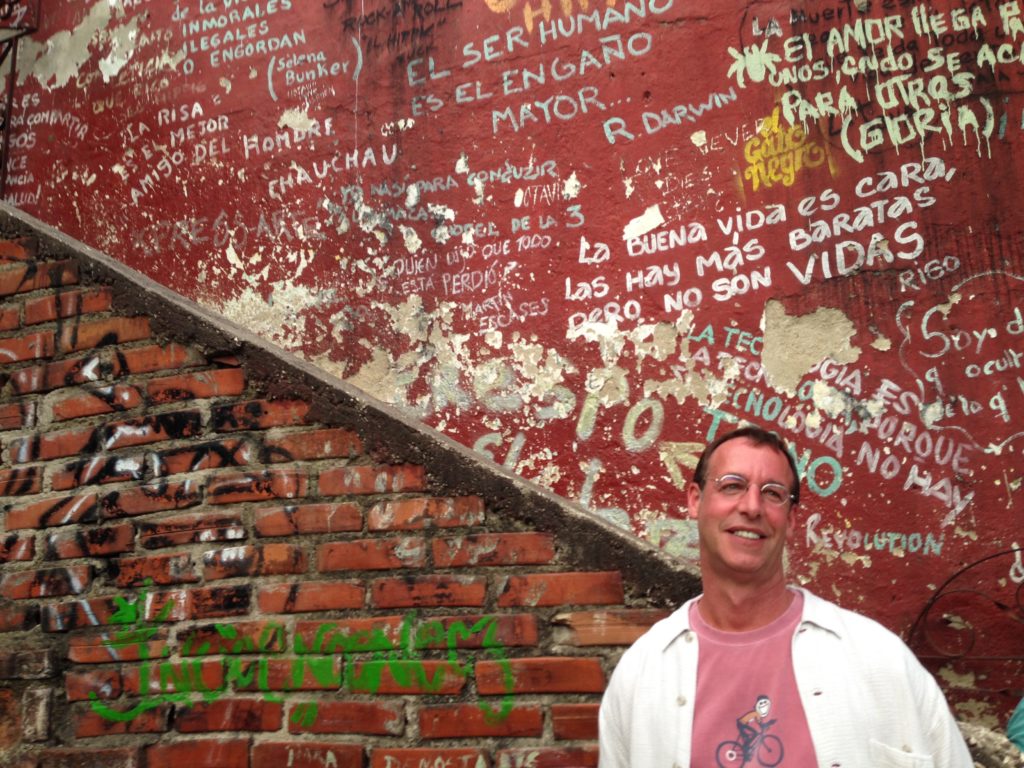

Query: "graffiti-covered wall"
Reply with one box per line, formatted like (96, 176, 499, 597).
(3, 0, 1023, 716)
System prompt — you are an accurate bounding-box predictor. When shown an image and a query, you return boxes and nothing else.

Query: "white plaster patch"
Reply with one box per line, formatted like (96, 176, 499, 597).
(400, 224, 422, 254)
(98, 14, 141, 81)
(761, 300, 860, 395)
(562, 171, 582, 199)
(210, 282, 336, 350)
(20, 1, 112, 89)
(690, 130, 707, 147)
(278, 108, 316, 132)
(622, 204, 665, 240)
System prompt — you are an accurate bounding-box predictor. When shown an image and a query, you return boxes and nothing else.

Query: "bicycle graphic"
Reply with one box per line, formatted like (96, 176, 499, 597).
(715, 718, 784, 768)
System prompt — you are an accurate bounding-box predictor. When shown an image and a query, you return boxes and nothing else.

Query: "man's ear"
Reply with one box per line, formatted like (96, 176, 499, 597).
(686, 482, 702, 520)
(785, 502, 798, 541)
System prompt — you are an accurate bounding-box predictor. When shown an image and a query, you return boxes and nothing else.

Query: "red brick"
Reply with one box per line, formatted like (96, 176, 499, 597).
(0, 259, 77, 297)
(495, 748, 598, 767)
(51, 384, 142, 421)
(0, 465, 41, 495)
(253, 742, 363, 768)
(371, 749, 485, 768)
(346, 660, 467, 694)
(319, 464, 425, 496)
(0, 238, 37, 264)
(154, 438, 253, 476)
(552, 703, 600, 740)
(179, 620, 285, 656)
(552, 609, 670, 646)
(138, 512, 244, 549)
(0, 688, 18, 747)
(0, 303, 17, 330)
(112, 552, 198, 587)
(420, 704, 543, 738)
(147, 368, 246, 404)
(100, 480, 202, 518)
(68, 632, 169, 664)
(36, 747, 142, 768)
(0, 565, 91, 599)
(49, 453, 147, 490)
(14, 412, 190, 465)
(0, 603, 39, 632)
(433, 532, 555, 567)
(122, 658, 224, 695)
(7, 423, 95, 462)
(0, 648, 56, 678)
(497, 572, 624, 607)
(233, 657, 342, 692)
(42, 595, 129, 632)
(0, 400, 34, 430)
(175, 698, 283, 732)
(293, 613, 533, 657)
(211, 399, 310, 431)
(288, 700, 404, 735)
(371, 575, 487, 608)
(412, 614, 540, 649)
(258, 581, 365, 614)
(203, 544, 308, 580)
(477, 657, 605, 694)
(45, 522, 134, 559)
(114, 411, 205, 449)
(0, 329, 55, 362)
(74, 704, 168, 737)
(23, 287, 113, 325)
(0, 532, 35, 561)
(255, 502, 362, 537)
(145, 738, 250, 768)
(143, 584, 252, 622)
(57, 315, 150, 353)
(368, 497, 485, 531)
(264, 427, 362, 462)
(319, 537, 426, 571)
(294, 616, 404, 654)
(118, 342, 206, 374)
(206, 468, 308, 504)
(10, 353, 112, 395)
(65, 669, 122, 701)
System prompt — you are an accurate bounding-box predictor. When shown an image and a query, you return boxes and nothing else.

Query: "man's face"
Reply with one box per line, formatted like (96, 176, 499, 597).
(686, 437, 797, 586)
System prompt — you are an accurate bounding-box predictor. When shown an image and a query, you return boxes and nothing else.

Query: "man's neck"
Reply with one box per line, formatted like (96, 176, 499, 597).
(697, 578, 795, 632)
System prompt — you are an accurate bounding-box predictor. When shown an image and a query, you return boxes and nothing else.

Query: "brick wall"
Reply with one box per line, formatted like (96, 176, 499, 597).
(0, 208, 700, 767)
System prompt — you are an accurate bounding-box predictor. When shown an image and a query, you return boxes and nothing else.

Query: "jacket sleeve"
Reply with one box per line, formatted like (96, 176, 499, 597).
(598, 649, 634, 768)
(911, 652, 974, 768)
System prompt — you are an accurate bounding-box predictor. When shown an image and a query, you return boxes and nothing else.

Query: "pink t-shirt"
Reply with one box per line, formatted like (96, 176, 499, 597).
(690, 591, 818, 767)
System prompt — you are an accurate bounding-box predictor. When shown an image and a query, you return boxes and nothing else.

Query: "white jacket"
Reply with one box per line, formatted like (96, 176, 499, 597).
(598, 588, 973, 768)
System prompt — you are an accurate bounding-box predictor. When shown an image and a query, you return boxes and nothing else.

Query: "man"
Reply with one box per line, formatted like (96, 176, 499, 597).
(599, 425, 972, 767)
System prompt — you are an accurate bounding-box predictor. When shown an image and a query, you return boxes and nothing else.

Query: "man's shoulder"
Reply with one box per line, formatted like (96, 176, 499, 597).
(619, 599, 695, 658)
(798, 588, 916, 654)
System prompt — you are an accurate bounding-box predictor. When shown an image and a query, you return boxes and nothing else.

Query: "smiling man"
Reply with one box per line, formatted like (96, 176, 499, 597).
(598, 425, 972, 768)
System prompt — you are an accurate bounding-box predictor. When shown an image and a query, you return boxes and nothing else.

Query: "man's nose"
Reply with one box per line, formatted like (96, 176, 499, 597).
(737, 483, 764, 514)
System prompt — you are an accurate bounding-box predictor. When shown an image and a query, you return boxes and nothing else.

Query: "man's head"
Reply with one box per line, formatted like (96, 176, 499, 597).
(691, 426, 800, 505)
(686, 426, 800, 587)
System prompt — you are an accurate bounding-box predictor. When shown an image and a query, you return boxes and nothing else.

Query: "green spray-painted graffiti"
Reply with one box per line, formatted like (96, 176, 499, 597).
(88, 582, 515, 726)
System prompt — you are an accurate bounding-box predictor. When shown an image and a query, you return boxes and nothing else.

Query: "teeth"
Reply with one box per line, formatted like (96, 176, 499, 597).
(732, 530, 762, 539)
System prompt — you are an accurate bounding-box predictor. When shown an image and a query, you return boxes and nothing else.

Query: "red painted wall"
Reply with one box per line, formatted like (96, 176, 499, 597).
(3, 0, 1023, 723)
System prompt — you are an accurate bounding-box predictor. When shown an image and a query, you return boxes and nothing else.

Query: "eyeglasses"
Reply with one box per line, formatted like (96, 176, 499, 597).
(710, 474, 795, 508)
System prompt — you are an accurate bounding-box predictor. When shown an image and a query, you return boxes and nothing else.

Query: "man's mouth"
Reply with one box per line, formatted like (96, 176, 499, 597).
(730, 530, 765, 540)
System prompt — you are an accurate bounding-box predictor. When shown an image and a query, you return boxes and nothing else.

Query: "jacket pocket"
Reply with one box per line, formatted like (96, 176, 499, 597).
(868, 739, 936, 768)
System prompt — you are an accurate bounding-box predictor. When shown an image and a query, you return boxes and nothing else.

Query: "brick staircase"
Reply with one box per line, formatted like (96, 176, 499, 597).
(0, 204, 699, 768)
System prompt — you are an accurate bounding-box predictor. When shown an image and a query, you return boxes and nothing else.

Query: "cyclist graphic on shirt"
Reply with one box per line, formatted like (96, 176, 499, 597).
(737, 695, 773, 746)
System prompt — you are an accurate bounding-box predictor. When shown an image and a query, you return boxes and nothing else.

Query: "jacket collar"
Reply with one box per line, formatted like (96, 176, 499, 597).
(657, 586, 842, 652)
